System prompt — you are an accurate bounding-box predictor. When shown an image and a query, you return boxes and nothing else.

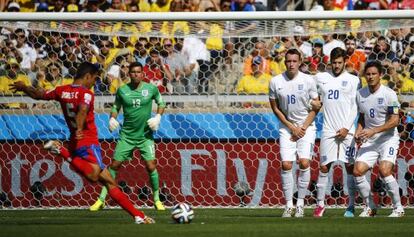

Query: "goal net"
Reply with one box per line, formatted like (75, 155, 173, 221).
(0, 11, 413, 208)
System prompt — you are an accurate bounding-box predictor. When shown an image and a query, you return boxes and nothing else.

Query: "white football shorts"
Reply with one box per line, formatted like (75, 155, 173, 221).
(355, 137, 399, 168)
(319, 133, 356, 166)
(279, 125, 316, 162)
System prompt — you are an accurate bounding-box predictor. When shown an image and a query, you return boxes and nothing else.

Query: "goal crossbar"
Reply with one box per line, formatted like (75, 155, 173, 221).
(0, 10, 413, 21)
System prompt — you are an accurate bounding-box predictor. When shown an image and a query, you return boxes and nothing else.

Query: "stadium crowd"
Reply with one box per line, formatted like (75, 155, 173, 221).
(0, 1, 413, 120)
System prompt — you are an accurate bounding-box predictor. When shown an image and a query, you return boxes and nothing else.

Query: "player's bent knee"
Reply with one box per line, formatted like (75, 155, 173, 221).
(319, 166, 329, 173)
(145, 161, 157, 172)
(110, 162, 122, 171)
(379, 169, 392, 178)
(281, 162, 293, 171)
(353, 163, 367, 177)
(353, 169, 364, 177)
(298, 159, 310, 169)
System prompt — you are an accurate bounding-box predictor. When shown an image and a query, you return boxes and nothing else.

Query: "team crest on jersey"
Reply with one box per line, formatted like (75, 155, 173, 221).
(84, 93, 92, 105)
(377, 98, 384, 105)
(298, 84, 304, 91)
(142, 90, 148, 97)
(341, 81, 348, 87)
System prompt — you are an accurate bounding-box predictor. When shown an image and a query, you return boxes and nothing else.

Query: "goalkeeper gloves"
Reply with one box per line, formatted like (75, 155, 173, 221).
(147, 114, 161, 131)
(109, 117, 120, 132)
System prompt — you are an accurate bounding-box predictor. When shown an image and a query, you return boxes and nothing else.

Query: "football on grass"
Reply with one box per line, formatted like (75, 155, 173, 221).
(171, 202, 194, 224)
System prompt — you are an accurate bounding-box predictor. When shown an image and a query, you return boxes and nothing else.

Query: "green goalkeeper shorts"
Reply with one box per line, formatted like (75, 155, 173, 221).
(113, 138, 155, 162)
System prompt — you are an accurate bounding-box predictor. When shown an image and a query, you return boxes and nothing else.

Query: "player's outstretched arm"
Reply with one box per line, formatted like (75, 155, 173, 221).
(10, 81, 45, 100)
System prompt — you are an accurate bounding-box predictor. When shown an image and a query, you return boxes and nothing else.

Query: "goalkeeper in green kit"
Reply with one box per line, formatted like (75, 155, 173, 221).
(90, 62, 166, 211)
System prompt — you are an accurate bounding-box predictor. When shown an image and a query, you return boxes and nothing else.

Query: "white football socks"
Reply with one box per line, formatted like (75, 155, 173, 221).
(355, 175, 374, 209)
(297, 167, 310, 207)
(383, 175, 402, 209)
(281, 169, 294, 208)
(316, 171, 329, 207)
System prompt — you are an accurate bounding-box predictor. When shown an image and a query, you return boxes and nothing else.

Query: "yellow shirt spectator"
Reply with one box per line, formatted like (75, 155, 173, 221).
(243, 56, 271, 76)
(99, 46, 120, 70)
(236, 66, 272, 108)
(134, 22, 152, 35)
(139, 0, 151, 12)
(38, 77, 74, 91)
(67, 4, 79, 12)
(236, 73, 272, 94)
(270, 58, 287, 76)
(0, 73, 31, 108)
(160, 21, 190, 38)
(17, 0, 35, 12)
(104, 49, 120, 69)
(151, 0, 173, 12)
(109, 78, 130, 94)
(206, 23, 224, 51)
(399, 72, 414, 93)
(101, 22, 152, 47)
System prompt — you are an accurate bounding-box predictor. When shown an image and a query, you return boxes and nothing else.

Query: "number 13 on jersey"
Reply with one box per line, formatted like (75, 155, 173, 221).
(132, 99, 141, 108)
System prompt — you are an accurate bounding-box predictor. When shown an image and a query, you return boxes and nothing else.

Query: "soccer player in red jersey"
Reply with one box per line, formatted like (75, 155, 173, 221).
(10, 62, 154, 224)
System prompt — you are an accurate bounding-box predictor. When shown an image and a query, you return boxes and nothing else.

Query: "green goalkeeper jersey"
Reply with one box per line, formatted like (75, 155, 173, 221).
(111, 82, 166, 140)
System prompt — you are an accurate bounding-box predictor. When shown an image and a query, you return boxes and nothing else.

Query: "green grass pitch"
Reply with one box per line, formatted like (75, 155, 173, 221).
(1, 208, 413, 237)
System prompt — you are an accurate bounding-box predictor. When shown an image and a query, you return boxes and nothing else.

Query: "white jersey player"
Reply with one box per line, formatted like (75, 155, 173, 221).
(353, 61, 404, 217)
(269, 48, 320, 218)
(312, 47, 360, 218)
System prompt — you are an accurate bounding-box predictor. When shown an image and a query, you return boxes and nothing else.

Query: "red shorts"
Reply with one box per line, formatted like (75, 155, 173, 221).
(68, 141, 105, 170)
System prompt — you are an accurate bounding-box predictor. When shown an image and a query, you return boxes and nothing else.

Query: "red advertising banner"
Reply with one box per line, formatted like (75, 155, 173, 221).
(0, 141, 413, 207)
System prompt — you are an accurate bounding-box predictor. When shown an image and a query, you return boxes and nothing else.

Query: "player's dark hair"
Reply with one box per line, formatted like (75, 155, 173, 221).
(364, 60, 383, 74)
(129, 62, 143, 72)
(330, 47, 346, 61)
(75, 62, 101, 79)
(285, 48, 302, 61)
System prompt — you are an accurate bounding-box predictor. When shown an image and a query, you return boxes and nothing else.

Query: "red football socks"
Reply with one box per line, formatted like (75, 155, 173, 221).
(59, 146, 71, 160)
(109, 187, 145, 218)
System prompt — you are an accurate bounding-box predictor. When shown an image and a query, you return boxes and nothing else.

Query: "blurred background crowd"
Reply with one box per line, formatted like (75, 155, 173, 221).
(0, 1, 413, 139)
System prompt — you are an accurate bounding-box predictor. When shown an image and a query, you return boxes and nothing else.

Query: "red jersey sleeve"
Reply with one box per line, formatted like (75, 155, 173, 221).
(42, 87, 60, 101)
(79, 90, 94, 108)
